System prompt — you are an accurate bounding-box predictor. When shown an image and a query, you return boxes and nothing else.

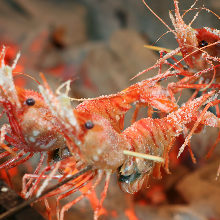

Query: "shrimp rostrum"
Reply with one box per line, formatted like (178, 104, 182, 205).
(35, 78, 220, 219)
(0, 48, 65, 170)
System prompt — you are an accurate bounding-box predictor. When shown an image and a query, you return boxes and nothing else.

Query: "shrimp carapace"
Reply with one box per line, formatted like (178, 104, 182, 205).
(12, 87, 65, 152)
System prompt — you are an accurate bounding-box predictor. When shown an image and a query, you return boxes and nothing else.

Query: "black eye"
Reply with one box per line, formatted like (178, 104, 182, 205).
(199, 40, 208, 47)
(25, 98, 35, 106)
(85, 121, 94, 129)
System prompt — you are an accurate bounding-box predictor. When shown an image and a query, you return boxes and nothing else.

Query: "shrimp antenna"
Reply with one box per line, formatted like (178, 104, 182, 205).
(182, 0, 199, 17)
(202, 7, 220, 20)
(13, 72, 41, 85)
(0, 165, 92, 220)
(188, 7, 202, 27)
(142, 0, 175, 35)
(0, 143, 17, 157)
(56, 80, 72, 96)
(123, 150, 165, 163)
(55, 80, 91, 102)
(144, 45, 182, 56)
(183, 7, 220, 21)
(152, 30, 173, 46)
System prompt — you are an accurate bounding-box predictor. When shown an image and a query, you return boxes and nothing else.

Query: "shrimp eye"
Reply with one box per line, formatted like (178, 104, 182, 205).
(25, 98, 35, 106)
(85, 121, 94, 129)
(199, 40, 208, 47)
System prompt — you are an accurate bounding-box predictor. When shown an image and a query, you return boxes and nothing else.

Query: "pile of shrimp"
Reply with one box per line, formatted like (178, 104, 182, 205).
(0, 0, 219, 219)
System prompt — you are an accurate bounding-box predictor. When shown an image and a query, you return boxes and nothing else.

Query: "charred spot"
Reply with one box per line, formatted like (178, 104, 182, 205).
(25, 98, 35, 106)
(85, 121, 94, 129)
(199, 40, 208, 47)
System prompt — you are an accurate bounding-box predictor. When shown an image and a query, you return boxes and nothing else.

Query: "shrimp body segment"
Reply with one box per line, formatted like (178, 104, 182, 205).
(76, 82, 178, 132)
(118, 91, 220, 193)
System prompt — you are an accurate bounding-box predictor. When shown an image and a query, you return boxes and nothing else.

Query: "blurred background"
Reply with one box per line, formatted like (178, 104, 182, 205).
(0, 0, 219, 219)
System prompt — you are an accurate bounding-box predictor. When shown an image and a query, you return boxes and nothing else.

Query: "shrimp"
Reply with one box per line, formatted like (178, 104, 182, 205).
(32, 78, 220, 220)
(133, 0, 220, 94)
(167, 0, 220, 96)
(169, 0, 220, 75)
(0, 48, 66, 170)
